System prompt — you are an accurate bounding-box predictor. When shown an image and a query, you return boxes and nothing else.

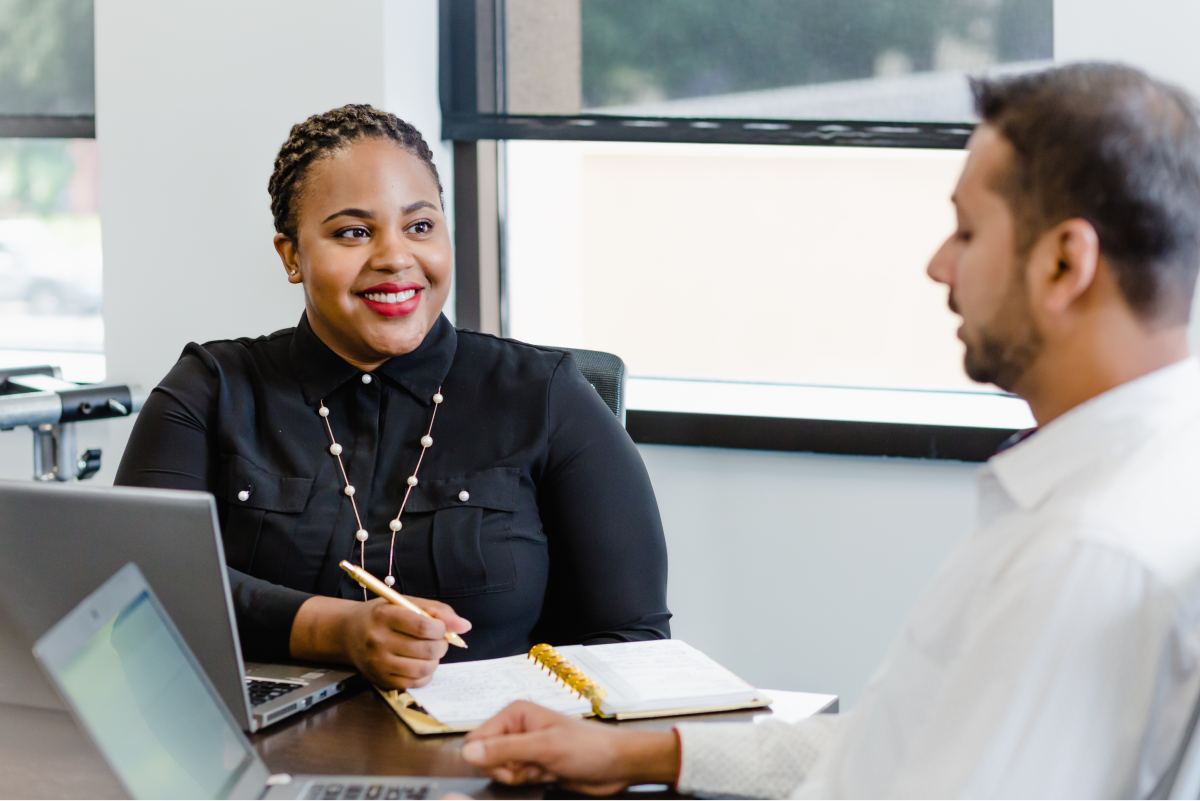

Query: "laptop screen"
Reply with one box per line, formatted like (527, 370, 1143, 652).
(49, 588, 255, 799)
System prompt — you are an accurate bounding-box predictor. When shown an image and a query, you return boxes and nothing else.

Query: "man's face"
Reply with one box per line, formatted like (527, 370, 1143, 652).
(927, 125, 1044, 392)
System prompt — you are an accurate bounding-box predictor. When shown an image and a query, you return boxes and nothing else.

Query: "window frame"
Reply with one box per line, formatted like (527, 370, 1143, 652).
(440, 0, 1034, 462)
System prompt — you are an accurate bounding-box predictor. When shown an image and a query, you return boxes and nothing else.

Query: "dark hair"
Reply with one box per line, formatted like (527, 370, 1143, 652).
(971, 63, 1200, 323)
(268, 104, 444, 241)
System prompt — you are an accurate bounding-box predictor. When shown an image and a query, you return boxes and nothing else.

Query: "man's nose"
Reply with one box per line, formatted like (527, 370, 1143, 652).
(926, 238, 956, 287)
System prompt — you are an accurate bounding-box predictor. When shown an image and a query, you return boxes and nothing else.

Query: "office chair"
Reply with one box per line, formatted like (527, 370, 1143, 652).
(1150, 688, 1200, 798)
(558, 347, 627, 427)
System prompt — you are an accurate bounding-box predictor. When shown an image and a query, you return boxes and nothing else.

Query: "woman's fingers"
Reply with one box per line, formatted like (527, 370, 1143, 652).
(411, 596, 473, 634)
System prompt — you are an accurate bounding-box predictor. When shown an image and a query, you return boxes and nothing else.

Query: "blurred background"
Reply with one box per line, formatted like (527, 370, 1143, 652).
(0, 0, 101, 382)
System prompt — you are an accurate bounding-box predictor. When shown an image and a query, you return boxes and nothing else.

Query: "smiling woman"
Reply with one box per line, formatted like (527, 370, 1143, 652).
(113, 105, 671, 690)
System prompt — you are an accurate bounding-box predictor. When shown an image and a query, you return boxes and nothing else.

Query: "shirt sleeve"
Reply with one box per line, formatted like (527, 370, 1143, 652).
(676, 715, 841, 798)
(114, 344, 314, 661)
(531, 353, 671, 644)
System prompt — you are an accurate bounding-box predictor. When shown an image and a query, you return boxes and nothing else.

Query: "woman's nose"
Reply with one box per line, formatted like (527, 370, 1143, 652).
(371, 228, 414, 272)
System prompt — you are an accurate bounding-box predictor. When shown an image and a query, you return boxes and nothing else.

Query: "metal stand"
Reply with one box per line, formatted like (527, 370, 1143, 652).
(1, 366, 142, 482)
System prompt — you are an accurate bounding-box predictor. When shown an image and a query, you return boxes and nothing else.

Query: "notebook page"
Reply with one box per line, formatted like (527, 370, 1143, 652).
(562, 640, 758, 715)
(406, 654, 592, 727)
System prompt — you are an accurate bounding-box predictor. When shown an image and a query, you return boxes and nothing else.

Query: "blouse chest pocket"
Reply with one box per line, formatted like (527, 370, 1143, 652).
(217, 454, 313, 574)
(400, 466, 522, 598)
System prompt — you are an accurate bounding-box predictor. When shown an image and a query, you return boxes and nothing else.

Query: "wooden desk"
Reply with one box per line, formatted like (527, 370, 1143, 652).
(0, 687, 837, 799)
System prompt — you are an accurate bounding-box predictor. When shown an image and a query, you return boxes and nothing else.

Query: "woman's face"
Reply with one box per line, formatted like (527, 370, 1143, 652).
(274, 137, 452, 369)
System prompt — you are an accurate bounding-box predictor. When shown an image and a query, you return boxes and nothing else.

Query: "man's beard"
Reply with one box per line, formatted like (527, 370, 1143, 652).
(956, 270, 1044, 393)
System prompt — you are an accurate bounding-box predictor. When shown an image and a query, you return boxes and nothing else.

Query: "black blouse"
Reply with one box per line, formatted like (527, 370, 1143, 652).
(114, 313, 670, 662)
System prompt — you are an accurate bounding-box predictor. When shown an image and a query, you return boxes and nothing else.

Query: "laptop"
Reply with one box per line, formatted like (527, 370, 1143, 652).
(33, 562, 493, 800)
(0, 480, 356, 731)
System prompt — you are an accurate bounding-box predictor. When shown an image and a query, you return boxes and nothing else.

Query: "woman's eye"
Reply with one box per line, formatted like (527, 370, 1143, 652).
(407, 220, 433, 235)
(335, 226, 370, 239)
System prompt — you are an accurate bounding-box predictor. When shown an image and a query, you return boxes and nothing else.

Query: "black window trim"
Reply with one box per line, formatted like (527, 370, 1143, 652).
(0, 115, 95, 138)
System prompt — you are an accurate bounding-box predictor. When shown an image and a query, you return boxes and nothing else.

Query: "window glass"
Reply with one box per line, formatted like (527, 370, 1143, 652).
(581, 0, 1052, 122)
(0, 138, 103, 382)
(504, 140, 1035, 429)
(0, 0, 95, 116)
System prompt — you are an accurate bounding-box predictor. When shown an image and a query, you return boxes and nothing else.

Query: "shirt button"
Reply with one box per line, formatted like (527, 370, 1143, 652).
(458, 490, 470, 502)
(237, 489, 250, 502)
(361, 374, 372, 384)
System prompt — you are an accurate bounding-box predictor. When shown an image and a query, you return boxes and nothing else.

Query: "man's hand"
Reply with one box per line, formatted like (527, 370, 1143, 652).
(460, 701, 679, 795)
(290, 595, 472, 689)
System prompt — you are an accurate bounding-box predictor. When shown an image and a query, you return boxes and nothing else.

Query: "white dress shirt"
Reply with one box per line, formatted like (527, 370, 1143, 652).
(677, 357, 1200, 798)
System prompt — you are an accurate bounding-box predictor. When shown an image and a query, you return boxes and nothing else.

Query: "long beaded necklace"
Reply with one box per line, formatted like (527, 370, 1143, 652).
(317, 385, 443, 598)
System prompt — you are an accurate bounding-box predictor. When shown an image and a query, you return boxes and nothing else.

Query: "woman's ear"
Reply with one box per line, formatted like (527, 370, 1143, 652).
(1027, 218, 1101, 317)
(274, 233, 304, 284)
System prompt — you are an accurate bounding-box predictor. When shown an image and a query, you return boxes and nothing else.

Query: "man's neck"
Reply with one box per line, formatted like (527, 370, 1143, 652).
(1015, 317, 1191, 426)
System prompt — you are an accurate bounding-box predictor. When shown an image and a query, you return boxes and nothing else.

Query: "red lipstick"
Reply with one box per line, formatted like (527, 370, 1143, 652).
(357, 281, 423, 317)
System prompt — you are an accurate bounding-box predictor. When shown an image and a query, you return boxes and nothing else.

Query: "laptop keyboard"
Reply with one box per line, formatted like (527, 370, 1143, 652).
(246, 678, 302, 707)
(304, 783, 430, 800)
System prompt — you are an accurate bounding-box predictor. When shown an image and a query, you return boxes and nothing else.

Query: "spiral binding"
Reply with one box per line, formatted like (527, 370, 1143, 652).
(528, 643, 608, 715)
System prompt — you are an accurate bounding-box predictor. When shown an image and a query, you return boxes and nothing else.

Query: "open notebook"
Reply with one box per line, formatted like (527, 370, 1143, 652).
(378, 639, 770, 735)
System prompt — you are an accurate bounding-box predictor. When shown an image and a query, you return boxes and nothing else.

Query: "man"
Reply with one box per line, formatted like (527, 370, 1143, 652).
(460, 63, 1200, 797)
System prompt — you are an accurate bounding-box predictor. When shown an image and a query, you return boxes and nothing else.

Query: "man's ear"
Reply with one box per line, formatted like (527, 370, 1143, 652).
(274, 233, 303, 284)
(1027, 218, 1101, 316)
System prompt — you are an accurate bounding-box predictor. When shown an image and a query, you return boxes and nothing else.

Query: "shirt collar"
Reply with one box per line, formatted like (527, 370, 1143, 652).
(988, 356, 1200, 511)
(290, 312, 458, 406)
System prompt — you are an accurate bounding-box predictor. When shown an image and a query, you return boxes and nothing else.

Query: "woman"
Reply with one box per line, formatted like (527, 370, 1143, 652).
(115, 105, 670, 689)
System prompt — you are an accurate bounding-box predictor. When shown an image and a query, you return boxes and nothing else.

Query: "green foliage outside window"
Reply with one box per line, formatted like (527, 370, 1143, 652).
(0, 0, 94, 116)
(582, 0, 1052, 108)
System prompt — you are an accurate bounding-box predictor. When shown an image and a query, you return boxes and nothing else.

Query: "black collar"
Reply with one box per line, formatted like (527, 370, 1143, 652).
(290, 312, 458, 407)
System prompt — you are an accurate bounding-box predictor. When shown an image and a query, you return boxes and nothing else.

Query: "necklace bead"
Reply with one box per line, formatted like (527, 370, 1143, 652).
(319, 386, 441, 595)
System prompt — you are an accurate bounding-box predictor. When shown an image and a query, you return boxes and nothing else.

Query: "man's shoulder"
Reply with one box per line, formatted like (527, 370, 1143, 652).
(1062, 413, 1200, 589)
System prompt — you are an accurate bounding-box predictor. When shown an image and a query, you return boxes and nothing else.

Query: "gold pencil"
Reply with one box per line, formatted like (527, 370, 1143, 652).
(339, 560, 467, 648)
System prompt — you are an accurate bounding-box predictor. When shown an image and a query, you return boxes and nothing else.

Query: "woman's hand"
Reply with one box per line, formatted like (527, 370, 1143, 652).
(290, 595, 472, 689)
(460, 701, 679, 795)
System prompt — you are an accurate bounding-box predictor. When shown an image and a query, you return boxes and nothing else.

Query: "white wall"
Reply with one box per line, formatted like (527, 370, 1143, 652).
(0, 0, 448, 484)
(644, 445, 977, 702)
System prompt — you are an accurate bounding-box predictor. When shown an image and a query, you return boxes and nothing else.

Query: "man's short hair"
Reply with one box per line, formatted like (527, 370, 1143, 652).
(972, 63, 1200, 323)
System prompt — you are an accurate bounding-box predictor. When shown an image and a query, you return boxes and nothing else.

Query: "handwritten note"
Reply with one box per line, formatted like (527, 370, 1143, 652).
(407, 655, 592, 727)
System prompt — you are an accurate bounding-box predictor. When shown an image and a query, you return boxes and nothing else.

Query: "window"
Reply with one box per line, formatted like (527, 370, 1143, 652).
(444, 1, 1052, 459)
(0, 0, 101, 382)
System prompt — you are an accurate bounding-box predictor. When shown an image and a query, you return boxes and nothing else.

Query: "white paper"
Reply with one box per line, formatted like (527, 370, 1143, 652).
(406, 654, 592, 727)
(564, 640, 759, 714)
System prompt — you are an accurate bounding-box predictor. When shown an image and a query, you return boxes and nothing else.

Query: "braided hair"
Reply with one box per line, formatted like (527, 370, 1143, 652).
(268, 104, 444, 241)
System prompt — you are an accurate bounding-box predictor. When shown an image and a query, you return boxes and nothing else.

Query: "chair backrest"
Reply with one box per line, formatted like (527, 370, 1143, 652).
(559, 347, 627, 427)
(1150, 687, 1200, 799)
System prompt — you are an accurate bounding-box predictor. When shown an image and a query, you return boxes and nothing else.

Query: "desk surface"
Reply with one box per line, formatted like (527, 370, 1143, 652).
(0, 687, 837, 799)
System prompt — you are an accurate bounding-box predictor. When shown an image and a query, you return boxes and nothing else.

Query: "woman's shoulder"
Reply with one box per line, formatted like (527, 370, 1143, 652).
(157, 327, 298, 397)
(453, 328, 573, 376)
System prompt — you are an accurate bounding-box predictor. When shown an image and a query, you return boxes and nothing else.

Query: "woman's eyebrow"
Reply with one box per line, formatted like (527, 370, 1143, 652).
(402, 200, 437, 214)
(321, 208, 374, 223)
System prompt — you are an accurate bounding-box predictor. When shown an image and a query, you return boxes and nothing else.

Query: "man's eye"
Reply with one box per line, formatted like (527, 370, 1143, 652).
(335, 227, 370, 239)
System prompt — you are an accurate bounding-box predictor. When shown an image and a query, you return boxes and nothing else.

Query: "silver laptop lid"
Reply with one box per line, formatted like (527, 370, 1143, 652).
(33, 562, 271, 800)
(0, 480, 252, 729)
